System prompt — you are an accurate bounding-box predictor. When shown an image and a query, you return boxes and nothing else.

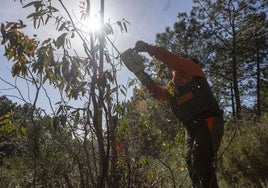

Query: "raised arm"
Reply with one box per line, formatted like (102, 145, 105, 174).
(134, 41, 205, 83)
(120, 48, 170, 101)
(148, 46, 205, 82)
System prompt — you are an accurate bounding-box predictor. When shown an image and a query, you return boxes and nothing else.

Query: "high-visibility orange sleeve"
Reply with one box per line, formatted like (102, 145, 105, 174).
(148, 46, 206, 84)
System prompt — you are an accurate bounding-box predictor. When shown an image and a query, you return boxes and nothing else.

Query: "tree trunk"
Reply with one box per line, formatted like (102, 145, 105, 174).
(231, 24, 241, 118)
(110, 116, 121, 188)
(232, 55, 241, 118)
(230, 82, 236, 117)
(97, 1, 108, 187)
(256, 50, 261, 116)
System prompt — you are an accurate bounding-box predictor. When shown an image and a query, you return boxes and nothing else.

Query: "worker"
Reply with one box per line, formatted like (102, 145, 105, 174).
(122, 41, 224, 188)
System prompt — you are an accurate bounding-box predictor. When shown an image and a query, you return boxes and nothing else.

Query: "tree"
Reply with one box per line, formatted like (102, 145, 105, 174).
(193, 0, 268, 118)
(246, 13, 268, 116)
(156, 0, 268, 118)
(1, 0, 130, 187)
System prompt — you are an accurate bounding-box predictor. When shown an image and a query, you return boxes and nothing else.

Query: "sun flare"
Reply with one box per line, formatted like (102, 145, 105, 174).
(80, 14, 102, 33)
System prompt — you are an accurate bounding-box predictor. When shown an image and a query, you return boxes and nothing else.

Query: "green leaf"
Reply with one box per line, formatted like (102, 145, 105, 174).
(55, 33, 68, 48)
(58, 22, 66, 31)
(19, 126, 27, 135)
(128, 79, 136, 87)
(116, 21, 123, 32)
(45, 15, 51, 25)
(48, 5, 59, 12)
(42, 38, 51, 45)
(110, 87, 118, 95)
(27, 12, 40, 19)
(123, 22, 128, 32)
(12, 62, 22, 77)
(23, 1, 42, 8)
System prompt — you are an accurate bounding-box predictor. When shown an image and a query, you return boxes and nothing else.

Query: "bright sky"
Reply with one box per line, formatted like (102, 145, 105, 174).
(104, 0, 194, 50)
(0, 0, 194, 111)
(0, 0, 194, 50)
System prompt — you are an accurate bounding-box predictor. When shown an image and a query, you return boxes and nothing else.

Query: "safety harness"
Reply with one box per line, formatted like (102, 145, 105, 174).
(170, 76, 221, 123)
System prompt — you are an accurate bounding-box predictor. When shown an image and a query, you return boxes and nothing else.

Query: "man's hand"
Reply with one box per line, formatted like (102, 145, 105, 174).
(134, 41, 151, 52)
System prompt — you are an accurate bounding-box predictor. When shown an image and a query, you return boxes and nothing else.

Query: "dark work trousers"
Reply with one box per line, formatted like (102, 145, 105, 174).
(184, 116, 224, 188)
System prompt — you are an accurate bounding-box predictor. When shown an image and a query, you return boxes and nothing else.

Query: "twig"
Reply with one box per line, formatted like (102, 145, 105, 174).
(156, 156, 176, 188)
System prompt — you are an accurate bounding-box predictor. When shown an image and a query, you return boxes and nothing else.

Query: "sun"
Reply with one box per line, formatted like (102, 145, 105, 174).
(87, 14, 102, 33)
(75, 0, 103, 34)
(79, 13, 102, 34)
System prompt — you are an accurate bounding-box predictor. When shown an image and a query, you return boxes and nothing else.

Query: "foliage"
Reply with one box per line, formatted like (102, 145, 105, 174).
(0, 96, 27, 166)
(0, 0, 268, 187)
(0, 114, 74, 187)
(1, 0, 130, 187)
(219, 115, 268, 187)
(193, 0, 268, 117)
(114, 88, 190, 187)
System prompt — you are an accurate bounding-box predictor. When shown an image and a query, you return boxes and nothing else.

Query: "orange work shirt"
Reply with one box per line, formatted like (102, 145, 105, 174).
(146, 46, 206, 101)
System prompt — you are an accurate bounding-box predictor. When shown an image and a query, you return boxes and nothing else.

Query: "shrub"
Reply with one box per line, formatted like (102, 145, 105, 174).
(219, 115, 268, 187)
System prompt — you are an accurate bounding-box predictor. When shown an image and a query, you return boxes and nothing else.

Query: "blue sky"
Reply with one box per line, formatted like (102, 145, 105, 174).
(0, 0, 194, 50)
(0, 0, 194, 111)
(104, 0, 194, 50)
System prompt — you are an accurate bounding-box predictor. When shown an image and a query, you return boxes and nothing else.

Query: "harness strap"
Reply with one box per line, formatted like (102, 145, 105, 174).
(177, 91, 194, 105)
(205, 117, 214, 134)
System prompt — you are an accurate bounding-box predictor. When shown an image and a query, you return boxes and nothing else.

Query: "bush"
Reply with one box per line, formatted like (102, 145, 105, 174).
(219, 114, 268, 187)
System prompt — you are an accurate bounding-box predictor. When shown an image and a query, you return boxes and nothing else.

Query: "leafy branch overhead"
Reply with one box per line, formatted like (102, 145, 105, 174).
(1, 21, 37, 77)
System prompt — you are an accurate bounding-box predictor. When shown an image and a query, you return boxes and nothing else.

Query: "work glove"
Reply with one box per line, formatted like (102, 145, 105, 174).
(134, 40, 152, 52)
